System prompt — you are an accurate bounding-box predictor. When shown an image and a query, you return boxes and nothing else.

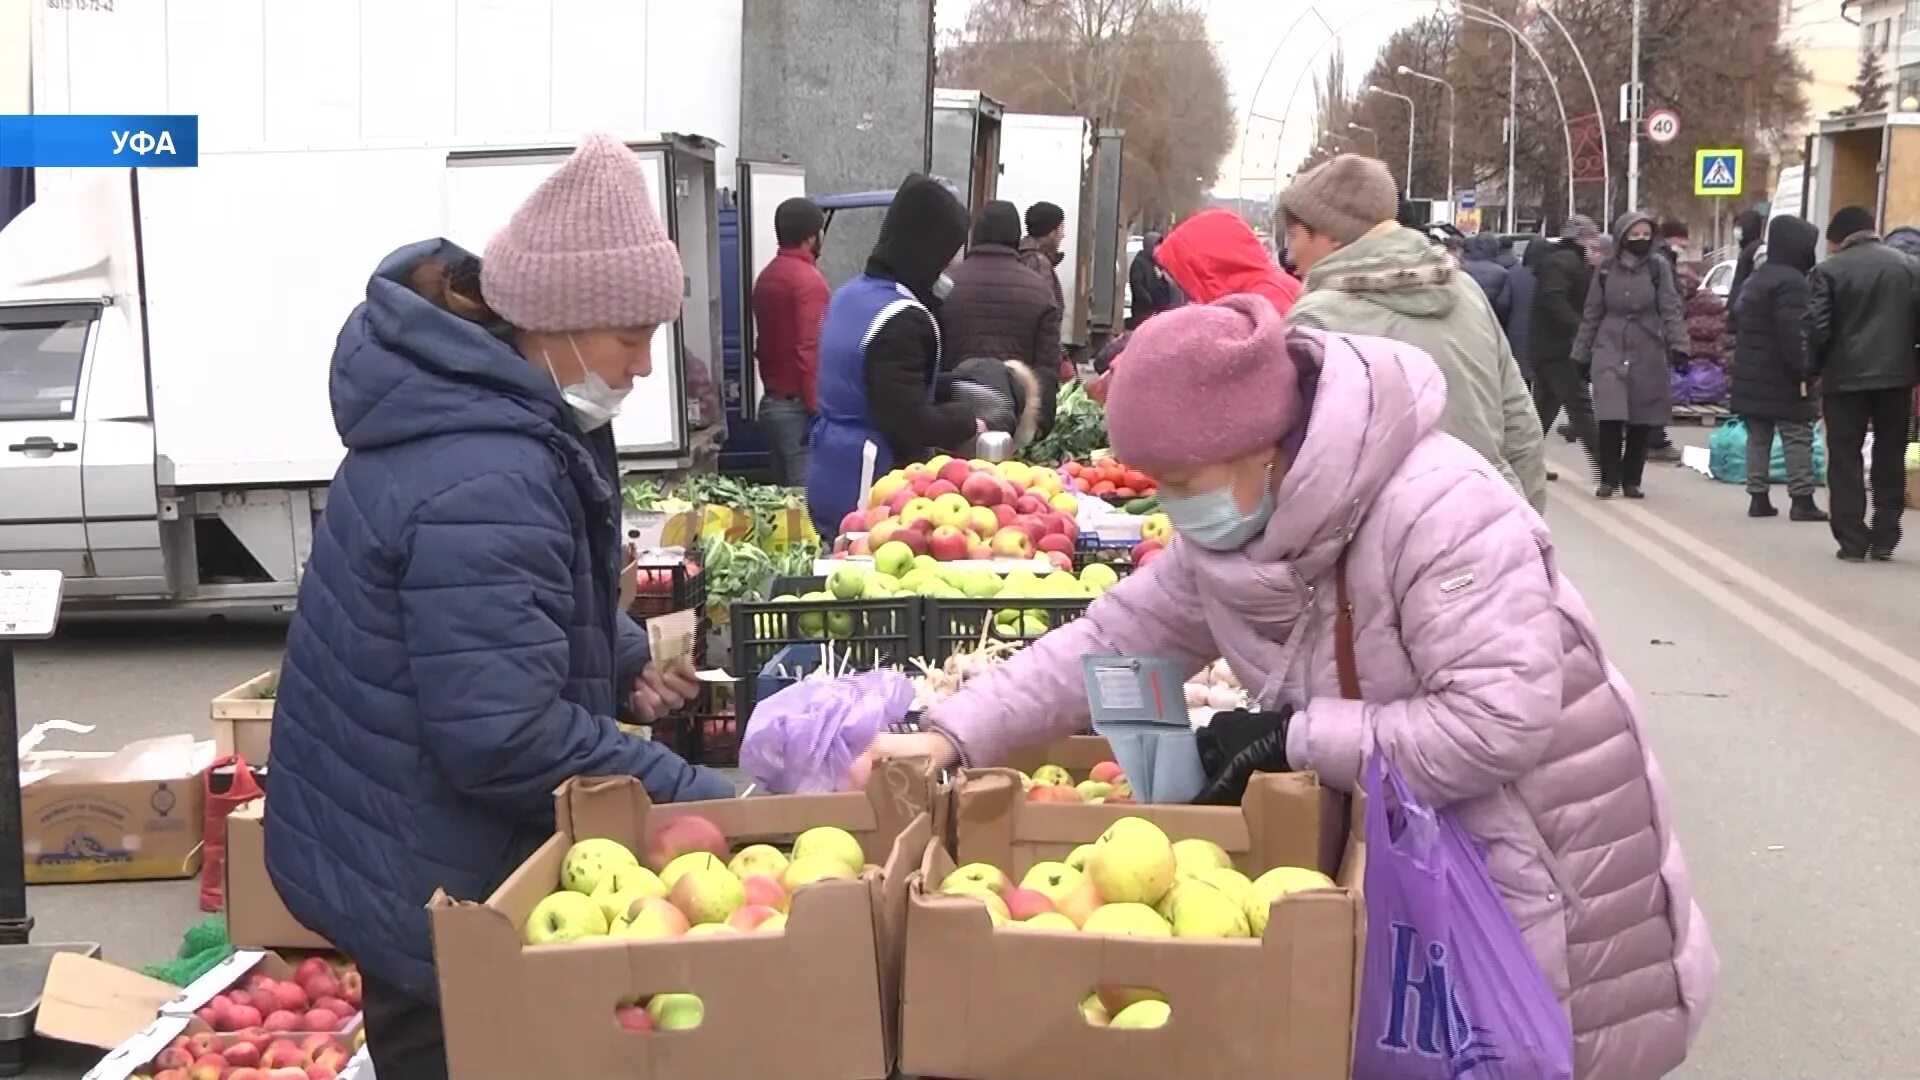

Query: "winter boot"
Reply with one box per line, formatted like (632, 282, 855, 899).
(1789, 495, 1828, 522)
(1748, 493, 1778, 518)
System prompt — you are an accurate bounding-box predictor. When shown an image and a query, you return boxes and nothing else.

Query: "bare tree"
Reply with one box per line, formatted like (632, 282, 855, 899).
(941, 0, 1234, 228)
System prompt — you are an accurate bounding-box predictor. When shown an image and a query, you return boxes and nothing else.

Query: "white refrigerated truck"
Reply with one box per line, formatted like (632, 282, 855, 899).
(0, 1, 748, 610)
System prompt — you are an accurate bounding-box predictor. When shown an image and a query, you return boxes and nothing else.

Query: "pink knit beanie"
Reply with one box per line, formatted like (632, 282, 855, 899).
(481, 134, 683, 332)
(1105, 295, 1303, 471)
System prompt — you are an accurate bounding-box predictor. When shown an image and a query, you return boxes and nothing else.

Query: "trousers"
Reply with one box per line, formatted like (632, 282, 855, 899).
(1596, 421, 1652, 489)
(361, 967, 450, 1079)
(758, 395, 812, 487)
(1742, 418, 1818, 497)
(1824, 388, 1912, 555)
(1532, 361, 1599, 478)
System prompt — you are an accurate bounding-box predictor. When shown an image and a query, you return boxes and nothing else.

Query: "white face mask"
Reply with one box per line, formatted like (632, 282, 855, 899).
(543, 334, 630, 432)
(932, 273, 955, 301)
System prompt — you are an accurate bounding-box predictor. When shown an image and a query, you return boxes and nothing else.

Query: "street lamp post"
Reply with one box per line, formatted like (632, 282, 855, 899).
(1365, 85, 1417, 199)
(1347, 122, 1380, 154)
(1399, 65, 1456, 223)
(1457, 13, 1521, 231)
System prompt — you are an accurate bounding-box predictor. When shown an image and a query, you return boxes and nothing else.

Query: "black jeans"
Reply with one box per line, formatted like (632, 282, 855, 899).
(1824, 388, 1913, 555)
(361, 967, 450, 1079)
(1596, 421, 1653, 489)
(1532, 361, 1599, 477)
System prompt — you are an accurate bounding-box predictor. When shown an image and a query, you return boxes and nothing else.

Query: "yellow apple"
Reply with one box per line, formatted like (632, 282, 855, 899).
(791, 826, 866, 876)
(1165, 876, 1252, 938)
(1087, 817, 1178, 906)
(1172, 838, 1234, 878)
(940, 863, 1011, 895)
(1110, 999, 1172, 1029)
(1010, 911, 1079, 931)
(1080, 902, 1172, 937)
(1246, 865, 1337, 935)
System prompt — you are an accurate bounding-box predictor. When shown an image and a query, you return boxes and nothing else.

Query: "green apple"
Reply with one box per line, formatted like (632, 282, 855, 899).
(1165, 876, 1252, 938)
(1019, 861, 1084, 904)
(940, 862, 1011, 895)
(560, 837, 640, 895)
(1247, 865, 1337, 935)
(1087, 817, 1178, 906)
(791, 826, 865, 876)
(1172, 838, 1234, 878)
(1076, 780, 1113, 802)
(1080, 563, 1120, 592)
(728, 844, 789, 880)
(862, 575, 895, 599)
(782, 853, 856, 893)
(524, 890, 610, 944)
(1080, 902, 1172, 937)
(648, 993, 705, 1030)
(668, 866, 747, 926)
(1193, 866, 1255, 912)
(1109, 999, 1172, 1029)
(1064, 843, 1097, 872)
(873, 540, 916, 578)
(797, 608, 826, 636)
(660, 851, 726, 890)
(1080, 992, 1110, 1026)
(827, 564, 867, 600)
(1030, 764, 1073, 788)
(963, 570, 1003, 598)
(589, 864, 667, 924)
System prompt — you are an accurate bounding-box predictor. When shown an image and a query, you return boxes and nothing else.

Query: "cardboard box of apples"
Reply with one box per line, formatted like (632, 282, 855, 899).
(838, 455, 1084, 569)
(425, 759, 936, 1080)
(899, 768, 1362, 1080)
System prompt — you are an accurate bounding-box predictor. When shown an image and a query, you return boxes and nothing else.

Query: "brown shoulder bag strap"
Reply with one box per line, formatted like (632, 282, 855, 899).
(1333, 548, 1362, 701)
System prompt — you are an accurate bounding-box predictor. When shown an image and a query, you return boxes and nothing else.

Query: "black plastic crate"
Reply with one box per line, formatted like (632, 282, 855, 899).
(650, 711, 742, 769)
(626, 556, 707, 625)
(1071, 535, 1137, 578)
(921, 595, 1092, 664)
(729, 575, 924, 725)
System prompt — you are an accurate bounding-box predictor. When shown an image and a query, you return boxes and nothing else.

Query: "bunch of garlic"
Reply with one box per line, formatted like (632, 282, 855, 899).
(907, 640, 1026, 710)
(1185, 658, 1246, 712)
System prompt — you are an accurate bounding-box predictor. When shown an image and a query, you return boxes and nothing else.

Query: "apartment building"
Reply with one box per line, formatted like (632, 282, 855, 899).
(1846, 0, 1920, 108)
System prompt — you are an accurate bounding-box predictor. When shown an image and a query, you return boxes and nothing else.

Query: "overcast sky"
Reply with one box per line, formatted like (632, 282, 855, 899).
(934, 0, 1417, 199)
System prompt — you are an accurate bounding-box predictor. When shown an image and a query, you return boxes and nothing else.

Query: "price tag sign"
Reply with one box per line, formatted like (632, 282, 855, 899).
(0, 569, 63, 641)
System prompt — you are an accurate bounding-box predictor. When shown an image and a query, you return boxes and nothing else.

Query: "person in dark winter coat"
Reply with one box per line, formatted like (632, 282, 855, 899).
(1885, 226, 1920, 259)
(265, 136, 734, 1080)
(1461, 232, 1513, 327)
(1725, 208, 1767, 316)
(1573, 211, 1690, 499)
(806, 175, 985, 538)
(1127, 232, 1181, 327)
(1731, 215, 1826, 522)
(940, 200, 1060, 446)
(1530, 215, 1603, 480)
(1808, 204, 1920, 561)
(1505, 236, 1541, 371)
(1018, 200, 1074, 382)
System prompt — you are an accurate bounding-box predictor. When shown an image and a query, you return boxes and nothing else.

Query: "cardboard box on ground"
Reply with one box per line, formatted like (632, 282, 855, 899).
(426, 758, 937, 1080)
(901, 767, 1364, 1080)
(17, 723, 213, 885)
(225, 798, 332, 951)
(39, 949, 369, 1079)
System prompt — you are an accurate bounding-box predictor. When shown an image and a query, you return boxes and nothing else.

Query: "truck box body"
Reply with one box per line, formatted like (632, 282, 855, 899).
(996, 113, 1092, 348)
(1, 0, 744, 606)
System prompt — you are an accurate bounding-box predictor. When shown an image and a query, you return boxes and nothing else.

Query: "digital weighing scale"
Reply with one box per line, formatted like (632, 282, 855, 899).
(0, 570, 103, 1076)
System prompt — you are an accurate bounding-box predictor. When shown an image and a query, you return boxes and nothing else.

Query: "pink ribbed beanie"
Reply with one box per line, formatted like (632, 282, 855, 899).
(481, 134, 683, 332)
(1105, 295, 1303, 471)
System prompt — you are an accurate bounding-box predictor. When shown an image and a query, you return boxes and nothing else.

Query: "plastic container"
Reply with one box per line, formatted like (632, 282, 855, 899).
(728, 577, 924, 724)
(921, 596, 1091, 664)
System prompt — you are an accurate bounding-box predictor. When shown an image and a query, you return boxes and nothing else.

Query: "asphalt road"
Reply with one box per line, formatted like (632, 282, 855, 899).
(10, 422, 1920, 1078)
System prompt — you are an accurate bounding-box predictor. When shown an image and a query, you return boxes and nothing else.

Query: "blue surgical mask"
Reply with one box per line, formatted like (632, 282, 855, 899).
(1160, 483, 1276, 552)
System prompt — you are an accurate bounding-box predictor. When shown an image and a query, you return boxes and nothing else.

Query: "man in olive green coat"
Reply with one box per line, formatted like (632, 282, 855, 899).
(1278, 155, 1548, 512)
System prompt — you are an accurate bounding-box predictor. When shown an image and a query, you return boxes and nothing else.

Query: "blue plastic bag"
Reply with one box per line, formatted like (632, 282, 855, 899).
(1351, 752, 1574, 1080)
(1708, 418, 1828, 486)
(737, 669, 914, 794)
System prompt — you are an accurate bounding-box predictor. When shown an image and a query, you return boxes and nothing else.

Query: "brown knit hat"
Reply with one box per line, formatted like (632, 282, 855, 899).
(481, 134, 684, 332)
(1279, 154, 1400, 244)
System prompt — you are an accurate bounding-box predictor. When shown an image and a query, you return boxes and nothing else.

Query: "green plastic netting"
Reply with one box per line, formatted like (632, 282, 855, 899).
(141, 914, 234, 986)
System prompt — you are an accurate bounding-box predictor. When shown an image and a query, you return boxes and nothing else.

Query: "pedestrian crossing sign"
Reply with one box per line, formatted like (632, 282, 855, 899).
(1694, 149, 1743, 197)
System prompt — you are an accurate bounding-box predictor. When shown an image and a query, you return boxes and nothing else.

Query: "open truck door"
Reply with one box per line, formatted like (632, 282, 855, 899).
(734, 160, 808, 421)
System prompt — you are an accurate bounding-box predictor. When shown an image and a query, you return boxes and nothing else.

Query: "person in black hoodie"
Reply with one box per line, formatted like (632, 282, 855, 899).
(805, 175, 986, 537)
(1731, 216, 1827, 522)
(1530, 215, 1602, 481)
(939, 200, 1059, 445)
(1725, 208, 1767, 317)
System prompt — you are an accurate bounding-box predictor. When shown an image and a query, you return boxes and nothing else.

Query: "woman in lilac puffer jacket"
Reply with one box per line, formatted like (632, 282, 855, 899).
(854, 296, 1716, 1079)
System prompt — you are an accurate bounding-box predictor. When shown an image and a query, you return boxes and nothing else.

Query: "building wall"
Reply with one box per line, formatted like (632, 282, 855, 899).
(1, 0, 26, 113)
(739, 0, 935, 286)
(1853, 0, 1920, 107)
(1791, 0, 1872, 121)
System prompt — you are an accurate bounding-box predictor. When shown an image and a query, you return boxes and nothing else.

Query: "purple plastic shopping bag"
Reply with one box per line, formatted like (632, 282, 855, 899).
(1351, 751, 1574, 1080)
(738, 669, 915, 794)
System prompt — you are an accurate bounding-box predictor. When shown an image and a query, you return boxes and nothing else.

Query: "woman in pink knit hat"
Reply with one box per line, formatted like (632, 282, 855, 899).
(854, 297, 1716, 1080)
(267, 134, 733, 1078)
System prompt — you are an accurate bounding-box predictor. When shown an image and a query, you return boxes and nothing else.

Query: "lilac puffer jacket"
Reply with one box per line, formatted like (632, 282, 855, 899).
(926, 328, 1717, 1079)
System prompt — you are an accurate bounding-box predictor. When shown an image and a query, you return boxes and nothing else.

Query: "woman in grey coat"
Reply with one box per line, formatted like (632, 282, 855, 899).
(1573, 212, 1690, 499)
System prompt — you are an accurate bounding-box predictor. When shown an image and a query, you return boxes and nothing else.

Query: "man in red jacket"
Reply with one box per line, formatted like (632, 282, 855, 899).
(752, 197, 831, 485)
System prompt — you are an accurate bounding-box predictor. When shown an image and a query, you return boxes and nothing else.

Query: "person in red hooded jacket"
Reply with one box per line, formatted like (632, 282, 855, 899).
(1088, 209, 1302, 402)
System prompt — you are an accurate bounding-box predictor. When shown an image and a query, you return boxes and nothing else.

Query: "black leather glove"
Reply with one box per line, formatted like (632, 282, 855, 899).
(1193, 707, 1294, 806)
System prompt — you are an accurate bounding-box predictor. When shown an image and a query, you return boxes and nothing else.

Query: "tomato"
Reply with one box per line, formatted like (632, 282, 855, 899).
(1064, 462, 1083, 476)
(1124, 470, 1151, 491)
(1073, 477, 1092, 493)
(1114, 486, 1136, 499)
(1092, 480, 1117, 496)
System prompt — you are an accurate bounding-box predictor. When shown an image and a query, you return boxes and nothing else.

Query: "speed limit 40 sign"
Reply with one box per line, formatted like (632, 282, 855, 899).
(1646, 108, 1681, 145)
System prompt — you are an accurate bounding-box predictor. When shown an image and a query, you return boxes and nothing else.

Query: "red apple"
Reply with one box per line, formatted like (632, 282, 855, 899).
(1002, 888, 1058, 921)
(295, 958, 332, 984)
(261, 1039, 306, 1069)
(188, 1052, 228, 1080)
(1015, 515, 1048, 545)
(615, 1003, 655, 1031)
(867, 517, 906, 550)
(1014, 494, 1049, 517)
(153, 1047, 195, 1071)
(297, 1006, 337, 1033)
(646, 814, 729, 872)
(928, 525, 972, 561)
(263, 1010, 302, 1034)
(311, 1046, 352, 1074)
(187, 1032, 218, 1057)
(223, 1041, 263, 1068)
(273, 981, 311, 1014)
(1046, 550, 1074, 572)
(249, 973, 282, 994)
(990, 527, 1034, 559)
(227, 1069, 269, 1080)
(741, 874, 790, 912)
(1090, 760, 1125, 784)
(337, 969, 362, 1009)
(908, 473, 934, 496)
(195, 1006, 219, 1029)
(959, 471, 1004, 506)
(227, 1004, 264, 1031)
(898, 527, 930, 556)
(968, 540, 994, 560)
(838, 510, 867, 537)
(1045, 512, 1078, 539)
(863, 505, 891, 531)
(885, 487, 915, 516)
(314, 996, 353, 1019)
(938, 460, 975, 489)
(238, 1027, 276, 1053)
(925, 478, 959, 500)
(153, 1070, 191, 1080)
(228, 989, 254, 1011)
(991, 503, 1018, 527)
(1036, 533, 1074, 556)
(727, 904, 784, 931)
(1026, 784, 1080, 803)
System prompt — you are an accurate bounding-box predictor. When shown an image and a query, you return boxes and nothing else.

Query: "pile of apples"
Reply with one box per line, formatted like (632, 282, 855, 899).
(142, 957, 366, 1079)
(1019, 760, 1135, 804)
(523, 815, 874, 950)
(838, 455, 1081, 565)
(191, 958, 362, 1037)
(136, 1030, 360, 1080)
(768, 562, 1116, 638)
(933, 814, 1335, 952)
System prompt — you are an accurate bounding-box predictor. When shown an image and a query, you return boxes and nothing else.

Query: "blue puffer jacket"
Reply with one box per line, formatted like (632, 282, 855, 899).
(266, 240, 734, 1001)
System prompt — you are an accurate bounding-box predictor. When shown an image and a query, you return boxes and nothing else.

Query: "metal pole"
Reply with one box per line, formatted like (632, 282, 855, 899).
(1398, 66, 1456, 212)
(1368, 85, 1417, 198)
(0, 645, 29, 941)
(1506, 31, 1518, 232)
(1529, 1, 1612, 222)
(1627, 0, 1643, 210)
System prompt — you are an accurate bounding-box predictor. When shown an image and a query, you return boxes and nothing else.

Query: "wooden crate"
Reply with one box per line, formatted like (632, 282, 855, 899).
(210, 669, 279, 764)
